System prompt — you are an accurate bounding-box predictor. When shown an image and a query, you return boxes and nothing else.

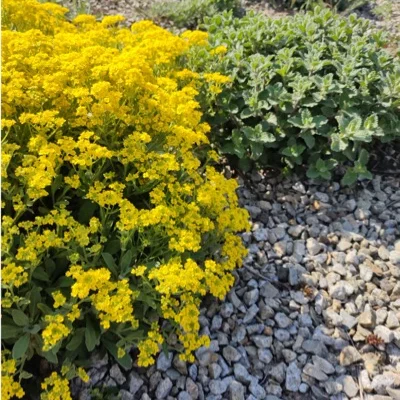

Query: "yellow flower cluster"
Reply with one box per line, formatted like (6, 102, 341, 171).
(2, 0, 249, 390)
(41, 372, 72, 400)
(1, 353, 25, 400)
(67, 265, 138, 329)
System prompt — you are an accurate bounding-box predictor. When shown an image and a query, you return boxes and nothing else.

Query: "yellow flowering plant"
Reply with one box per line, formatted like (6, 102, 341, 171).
(1, 0, 249, 397)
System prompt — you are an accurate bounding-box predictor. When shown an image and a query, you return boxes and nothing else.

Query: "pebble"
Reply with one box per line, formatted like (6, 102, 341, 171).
(156, 378, 173, 399)
(285, 362, 301, 392)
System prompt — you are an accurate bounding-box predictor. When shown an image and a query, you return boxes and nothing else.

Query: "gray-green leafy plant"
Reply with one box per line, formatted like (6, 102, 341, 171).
(266, 0, 368, 13)
(148, 0, 242, 29)
(189, 8, 400, 184)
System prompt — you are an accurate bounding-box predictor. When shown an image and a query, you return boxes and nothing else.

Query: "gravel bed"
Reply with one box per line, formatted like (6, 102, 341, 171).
(73, 173, 400, 400)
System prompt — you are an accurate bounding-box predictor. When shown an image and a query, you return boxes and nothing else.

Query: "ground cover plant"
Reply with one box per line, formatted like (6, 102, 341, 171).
(1, 1, 249, 398)
(188, 8, 400, 184)
(147, 0, 243, 29)
(265, 0, 368, 13)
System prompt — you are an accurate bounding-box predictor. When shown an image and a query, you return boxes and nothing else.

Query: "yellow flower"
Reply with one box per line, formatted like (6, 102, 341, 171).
(77, 368, 89, 383)
(117, 347, 125, 359)
(131, 265, 147, 277)
(41, 372, 72, 400)
(52, 291, 66, 308)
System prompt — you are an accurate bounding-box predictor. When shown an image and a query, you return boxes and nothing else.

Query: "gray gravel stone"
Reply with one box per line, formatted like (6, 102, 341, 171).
(229, 381, 245, 400)
(285, 362, 301, 392)
(156, 378, 173, 399)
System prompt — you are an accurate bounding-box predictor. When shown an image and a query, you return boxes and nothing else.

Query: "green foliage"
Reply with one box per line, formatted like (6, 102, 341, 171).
(190, 8, 400, 184)
(148, 0, 243, 29)
(266, 0, 368, 13)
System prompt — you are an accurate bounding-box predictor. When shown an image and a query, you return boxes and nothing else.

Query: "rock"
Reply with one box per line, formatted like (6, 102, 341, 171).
(209, 379, 229, 395)
(386, 311, 400, 328)
(339, 346, 362, 366)
(374, 325, 394, 343)
(211, 315, 223, 331)
(233, 363, 251, 384)
(156, 378, 173, 399)
(337, 238, 352, 251)
(258, 349, 273, 364)
(303, 363, 329, 382)
(329, 280, 355, 300)
(274, 329, 291, 342)
(358, 309, 377, 327)
(252, 335, 272, 348)
(120, 390, 134, 400)
(177, 392, 192, 400)
(372, 372, 400, 395)
(220, 302, 234, 319)
(173, 356, 188, 375)
(128, 372, 144, 396)
(186, 378, 199, 399)
(341, 375, 359, 397)
(229, 381, 245, 400)
(340, 309, 358, 330)
(360, 264, 374, 282)
(209, 363, 222, 380)
(285, 362, 301, 392)
(307, 238, 322, 256)
(389, 251, 400, 265)
(253, 228, 269, 242)
(269, 362, 286, 383)
(109, 364, 126, 385)
(274, 312, 292, 329)
(387, 387, 400, 399)
(312, 356, 335, 375)
(157, 352, 173, 372)
(324, 380, 343, 395)
(223, 346, 242, 364)
(232, 325, 247, 343)
(344, 199, 357, 211)
(244, 289, 259, 306)
(243, 304, 259, 324)
(260, 282, 279, 298)
(302, 340, 328, 357)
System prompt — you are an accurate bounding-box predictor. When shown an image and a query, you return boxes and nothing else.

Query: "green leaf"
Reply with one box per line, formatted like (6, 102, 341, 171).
(56, 276, 74, 288)
(240, 108, 253, 119)
(102, 339, 132, 371)
(103, 240, 121, 255)
(250, 142, 264, 160)
(32, 267, 50, 282)
(320, 170, 331, 180)
(29, 287, 42, 319)
(66, 328, 85, 351)
(301, 132, 315, 149)
(77, 200, 98, 225)
(2, 324, 23, 339)
(120, 250, 133, 275)
(358, 149, 369, 165)
(331, 134, 348, 152)
(85, 316, 100, 352)
(364, 114, 378, 131)
(102, 253, 118, 276)
(12, 310, 29, 327)
(42, 350, 58, 364)
(20, 371, 33, 379)
(341, 170, 358, 186)
(26, 324, 41, 334)
(313, 115, 328, 128)
(238, 158, 252, 172)
(306, 166, 320, 179)
(12, 334, 30, 359)
(37, 303, 53, 315)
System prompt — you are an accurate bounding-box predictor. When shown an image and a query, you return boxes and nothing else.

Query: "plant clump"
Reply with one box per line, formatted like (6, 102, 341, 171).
(1, 1, 249, 397)
(189, 8, 400, 184)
